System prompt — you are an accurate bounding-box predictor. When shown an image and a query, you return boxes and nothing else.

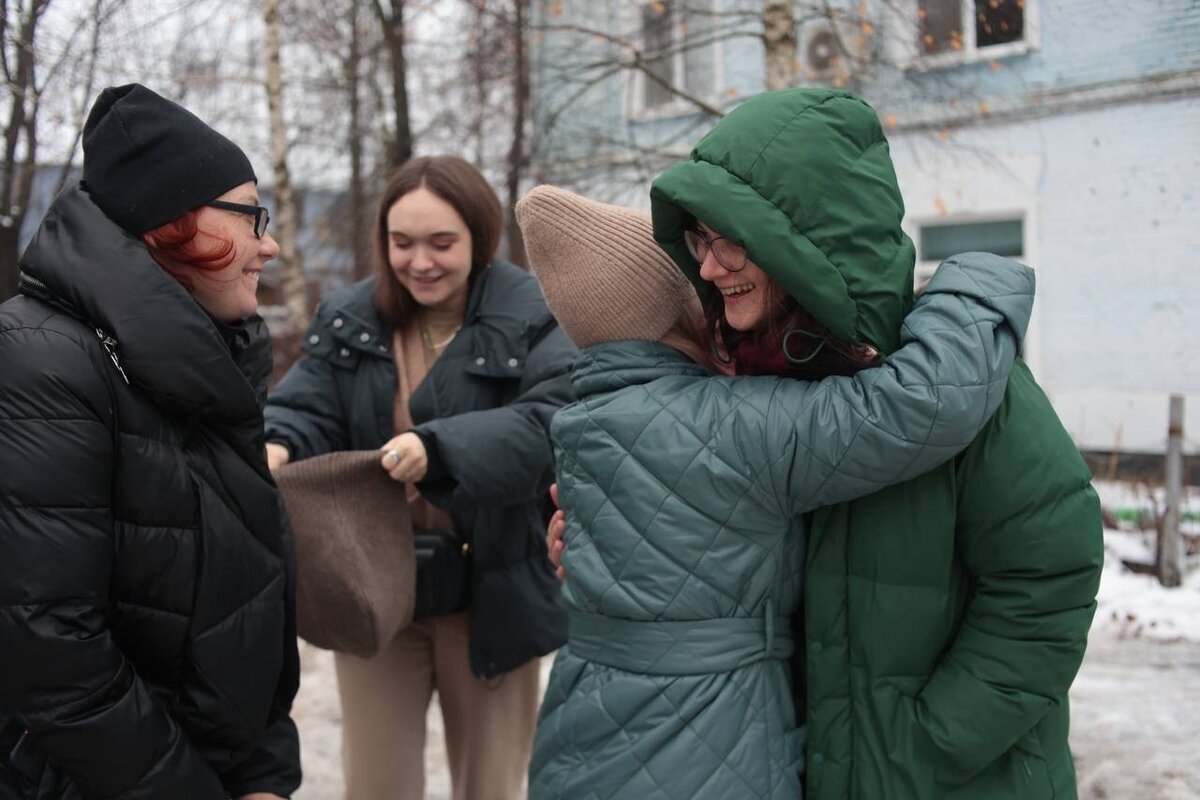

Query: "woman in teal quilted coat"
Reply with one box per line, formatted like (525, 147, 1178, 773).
(649, 88, 1104, 799)
(516, 184, 1033, 799)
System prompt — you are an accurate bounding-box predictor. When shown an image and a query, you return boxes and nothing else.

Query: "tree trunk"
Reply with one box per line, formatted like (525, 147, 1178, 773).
(505, 0, 530, 267)
(346, 0, 370, 279)
(0, 0, 52, 301)
(762, 0, 796, 91)
(373, 0, 412, 168)
(0, 224, 21, 301)
(469, 0, 487, 167)
(263, 0, 310, 334)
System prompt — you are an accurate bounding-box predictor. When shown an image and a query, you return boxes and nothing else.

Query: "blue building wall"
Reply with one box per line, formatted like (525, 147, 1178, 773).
(529, 0, 1200, 453)
(868, 0, 1200, 124)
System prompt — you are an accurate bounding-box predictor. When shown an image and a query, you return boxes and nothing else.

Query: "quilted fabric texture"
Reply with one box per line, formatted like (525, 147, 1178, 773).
(0, 186, 299, 798)
(528, 256, 1033, 799)
(650, 87, 1102, 800)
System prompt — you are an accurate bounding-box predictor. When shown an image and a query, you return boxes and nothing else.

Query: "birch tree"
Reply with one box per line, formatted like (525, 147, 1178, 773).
(762, 0, 796, 90)
(263, 0, 309, 333)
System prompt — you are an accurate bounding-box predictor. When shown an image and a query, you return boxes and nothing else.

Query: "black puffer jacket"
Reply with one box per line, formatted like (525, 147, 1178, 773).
(0, 186, 301, 799)
(264, 264, 575, 678)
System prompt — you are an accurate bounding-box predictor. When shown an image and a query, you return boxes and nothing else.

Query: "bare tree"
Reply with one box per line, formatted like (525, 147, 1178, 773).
(505, 0, 531, 266)
(373, 0, 414, 167)
(53, 0, 129, 195)
(1, 0, 53, 299)
(345, 0, 372, 278)
(264, 0, 309, 333)
(762, 0, 796, 91)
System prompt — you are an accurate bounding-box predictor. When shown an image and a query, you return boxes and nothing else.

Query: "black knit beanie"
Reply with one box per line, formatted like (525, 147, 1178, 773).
(81, 84, 256, 236)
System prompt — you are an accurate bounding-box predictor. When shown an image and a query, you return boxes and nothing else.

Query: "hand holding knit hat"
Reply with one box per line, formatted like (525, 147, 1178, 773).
(82, 83, 257, 235)
(516, 185, 701, 349)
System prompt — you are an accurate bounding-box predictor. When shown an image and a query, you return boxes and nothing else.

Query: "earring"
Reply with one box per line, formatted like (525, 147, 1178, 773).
(782, 329, 827, 365)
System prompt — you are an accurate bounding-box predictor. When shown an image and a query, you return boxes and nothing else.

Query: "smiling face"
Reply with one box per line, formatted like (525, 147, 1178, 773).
(386, 186, 474, 315)
(694, 222, 773, 332)
(185, 181, 279, 322)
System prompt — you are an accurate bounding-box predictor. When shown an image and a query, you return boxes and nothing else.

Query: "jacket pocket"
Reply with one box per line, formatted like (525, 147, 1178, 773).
(938, 728, 1056, 800)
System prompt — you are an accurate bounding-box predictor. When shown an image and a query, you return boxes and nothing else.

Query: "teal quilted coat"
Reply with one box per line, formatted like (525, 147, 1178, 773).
(650, 88, 1104, 799)
(527, 256, 1034, 799)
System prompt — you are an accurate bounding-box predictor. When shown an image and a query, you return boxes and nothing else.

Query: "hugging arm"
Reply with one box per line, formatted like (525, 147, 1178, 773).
(766, 253, 1034, 511)
(413, 320, 576, 508)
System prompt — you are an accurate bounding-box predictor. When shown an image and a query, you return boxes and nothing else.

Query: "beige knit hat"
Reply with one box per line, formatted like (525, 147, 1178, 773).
(516, 185, 702, 348)
(275, 451, 415, 657)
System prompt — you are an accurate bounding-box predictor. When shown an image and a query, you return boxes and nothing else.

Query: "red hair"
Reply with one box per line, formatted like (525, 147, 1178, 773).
(141, 209, 236, 289)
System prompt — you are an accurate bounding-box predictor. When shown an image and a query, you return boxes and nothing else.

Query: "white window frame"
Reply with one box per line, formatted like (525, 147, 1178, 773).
(913, 211, 1041, 376)
(909, 0, 1039, 70)
(627, 0, 721, 122)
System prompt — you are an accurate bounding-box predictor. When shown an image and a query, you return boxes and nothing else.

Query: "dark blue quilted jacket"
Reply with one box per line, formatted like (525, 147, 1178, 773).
(528, 256, 1034, 799)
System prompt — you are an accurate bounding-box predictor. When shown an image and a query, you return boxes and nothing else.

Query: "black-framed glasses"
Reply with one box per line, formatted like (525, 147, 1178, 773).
(206, 200, 271, 239)
(683, 227, 747, 272)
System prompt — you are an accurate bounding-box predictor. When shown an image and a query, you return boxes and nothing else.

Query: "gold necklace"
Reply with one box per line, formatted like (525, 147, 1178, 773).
(419, 318, 460, 351)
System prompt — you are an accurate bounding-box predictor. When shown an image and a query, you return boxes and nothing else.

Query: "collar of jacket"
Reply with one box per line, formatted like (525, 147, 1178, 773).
(18, 184, 271, 421)
(571, 340, 713, 399)
(313, 261, 553, 379)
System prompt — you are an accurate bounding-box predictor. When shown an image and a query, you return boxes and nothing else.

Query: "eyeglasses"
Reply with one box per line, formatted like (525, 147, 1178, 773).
(205, 200, 271, 239)
(683, 227, 747, 272)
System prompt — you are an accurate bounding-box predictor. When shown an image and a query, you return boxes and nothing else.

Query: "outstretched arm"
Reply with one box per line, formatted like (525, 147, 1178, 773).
(413, 319, 576, 508)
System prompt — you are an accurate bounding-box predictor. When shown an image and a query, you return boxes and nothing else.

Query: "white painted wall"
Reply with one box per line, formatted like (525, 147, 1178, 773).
(891, 95, 1200, 453)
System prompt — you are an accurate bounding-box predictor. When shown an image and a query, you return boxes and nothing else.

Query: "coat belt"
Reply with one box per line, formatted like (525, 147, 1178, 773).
(567, 603, 793, 676)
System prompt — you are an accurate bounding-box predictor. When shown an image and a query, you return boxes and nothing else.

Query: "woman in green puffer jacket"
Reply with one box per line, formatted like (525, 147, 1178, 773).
(649, 88, 1104, 800)
(517, 184, 1033, 799)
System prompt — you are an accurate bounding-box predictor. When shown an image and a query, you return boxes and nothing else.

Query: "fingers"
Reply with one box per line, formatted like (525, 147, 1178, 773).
(545, 510, 565, 553)
(265, 442, 290, 471)
(380, 441, 426, 483)
(549, 537, 565, 571)
(545, 486, 567, 580)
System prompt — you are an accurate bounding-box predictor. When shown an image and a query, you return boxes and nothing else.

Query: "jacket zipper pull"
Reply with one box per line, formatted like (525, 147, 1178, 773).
(95, 327, 130, 385)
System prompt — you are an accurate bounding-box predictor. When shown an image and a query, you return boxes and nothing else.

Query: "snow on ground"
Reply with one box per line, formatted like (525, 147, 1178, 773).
(1072, 522, 1200, 799)
(292, 522, 1200, 799)
(1092, 531, 1200, 642)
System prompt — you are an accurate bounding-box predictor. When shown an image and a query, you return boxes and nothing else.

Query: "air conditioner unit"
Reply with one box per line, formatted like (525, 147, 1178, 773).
(799, 15, 870, 84)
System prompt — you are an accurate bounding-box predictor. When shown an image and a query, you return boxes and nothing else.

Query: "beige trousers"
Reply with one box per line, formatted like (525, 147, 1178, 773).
(334, 610, 541, 800)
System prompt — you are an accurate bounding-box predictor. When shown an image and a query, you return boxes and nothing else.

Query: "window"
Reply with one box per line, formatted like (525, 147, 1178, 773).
(637, 0, 716, 115)
(915, 218, 1023, 289)
(917, 0, 1027, 60)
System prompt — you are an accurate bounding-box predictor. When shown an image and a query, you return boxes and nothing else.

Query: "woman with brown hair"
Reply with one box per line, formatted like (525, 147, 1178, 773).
(264, 155, 576, 799)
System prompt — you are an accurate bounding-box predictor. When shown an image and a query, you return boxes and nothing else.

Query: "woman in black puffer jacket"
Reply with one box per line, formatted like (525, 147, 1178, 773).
(0, 85, 300, 800)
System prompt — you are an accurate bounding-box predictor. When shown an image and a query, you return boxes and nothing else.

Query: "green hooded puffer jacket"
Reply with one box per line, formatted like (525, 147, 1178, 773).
(651, 87, 1104, 800)
(528, 256, 1034, 799)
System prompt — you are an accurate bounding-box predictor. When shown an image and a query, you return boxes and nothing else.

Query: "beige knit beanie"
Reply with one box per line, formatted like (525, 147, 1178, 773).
(275, 451, 415, 658)
(516, 185, 702, 348)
